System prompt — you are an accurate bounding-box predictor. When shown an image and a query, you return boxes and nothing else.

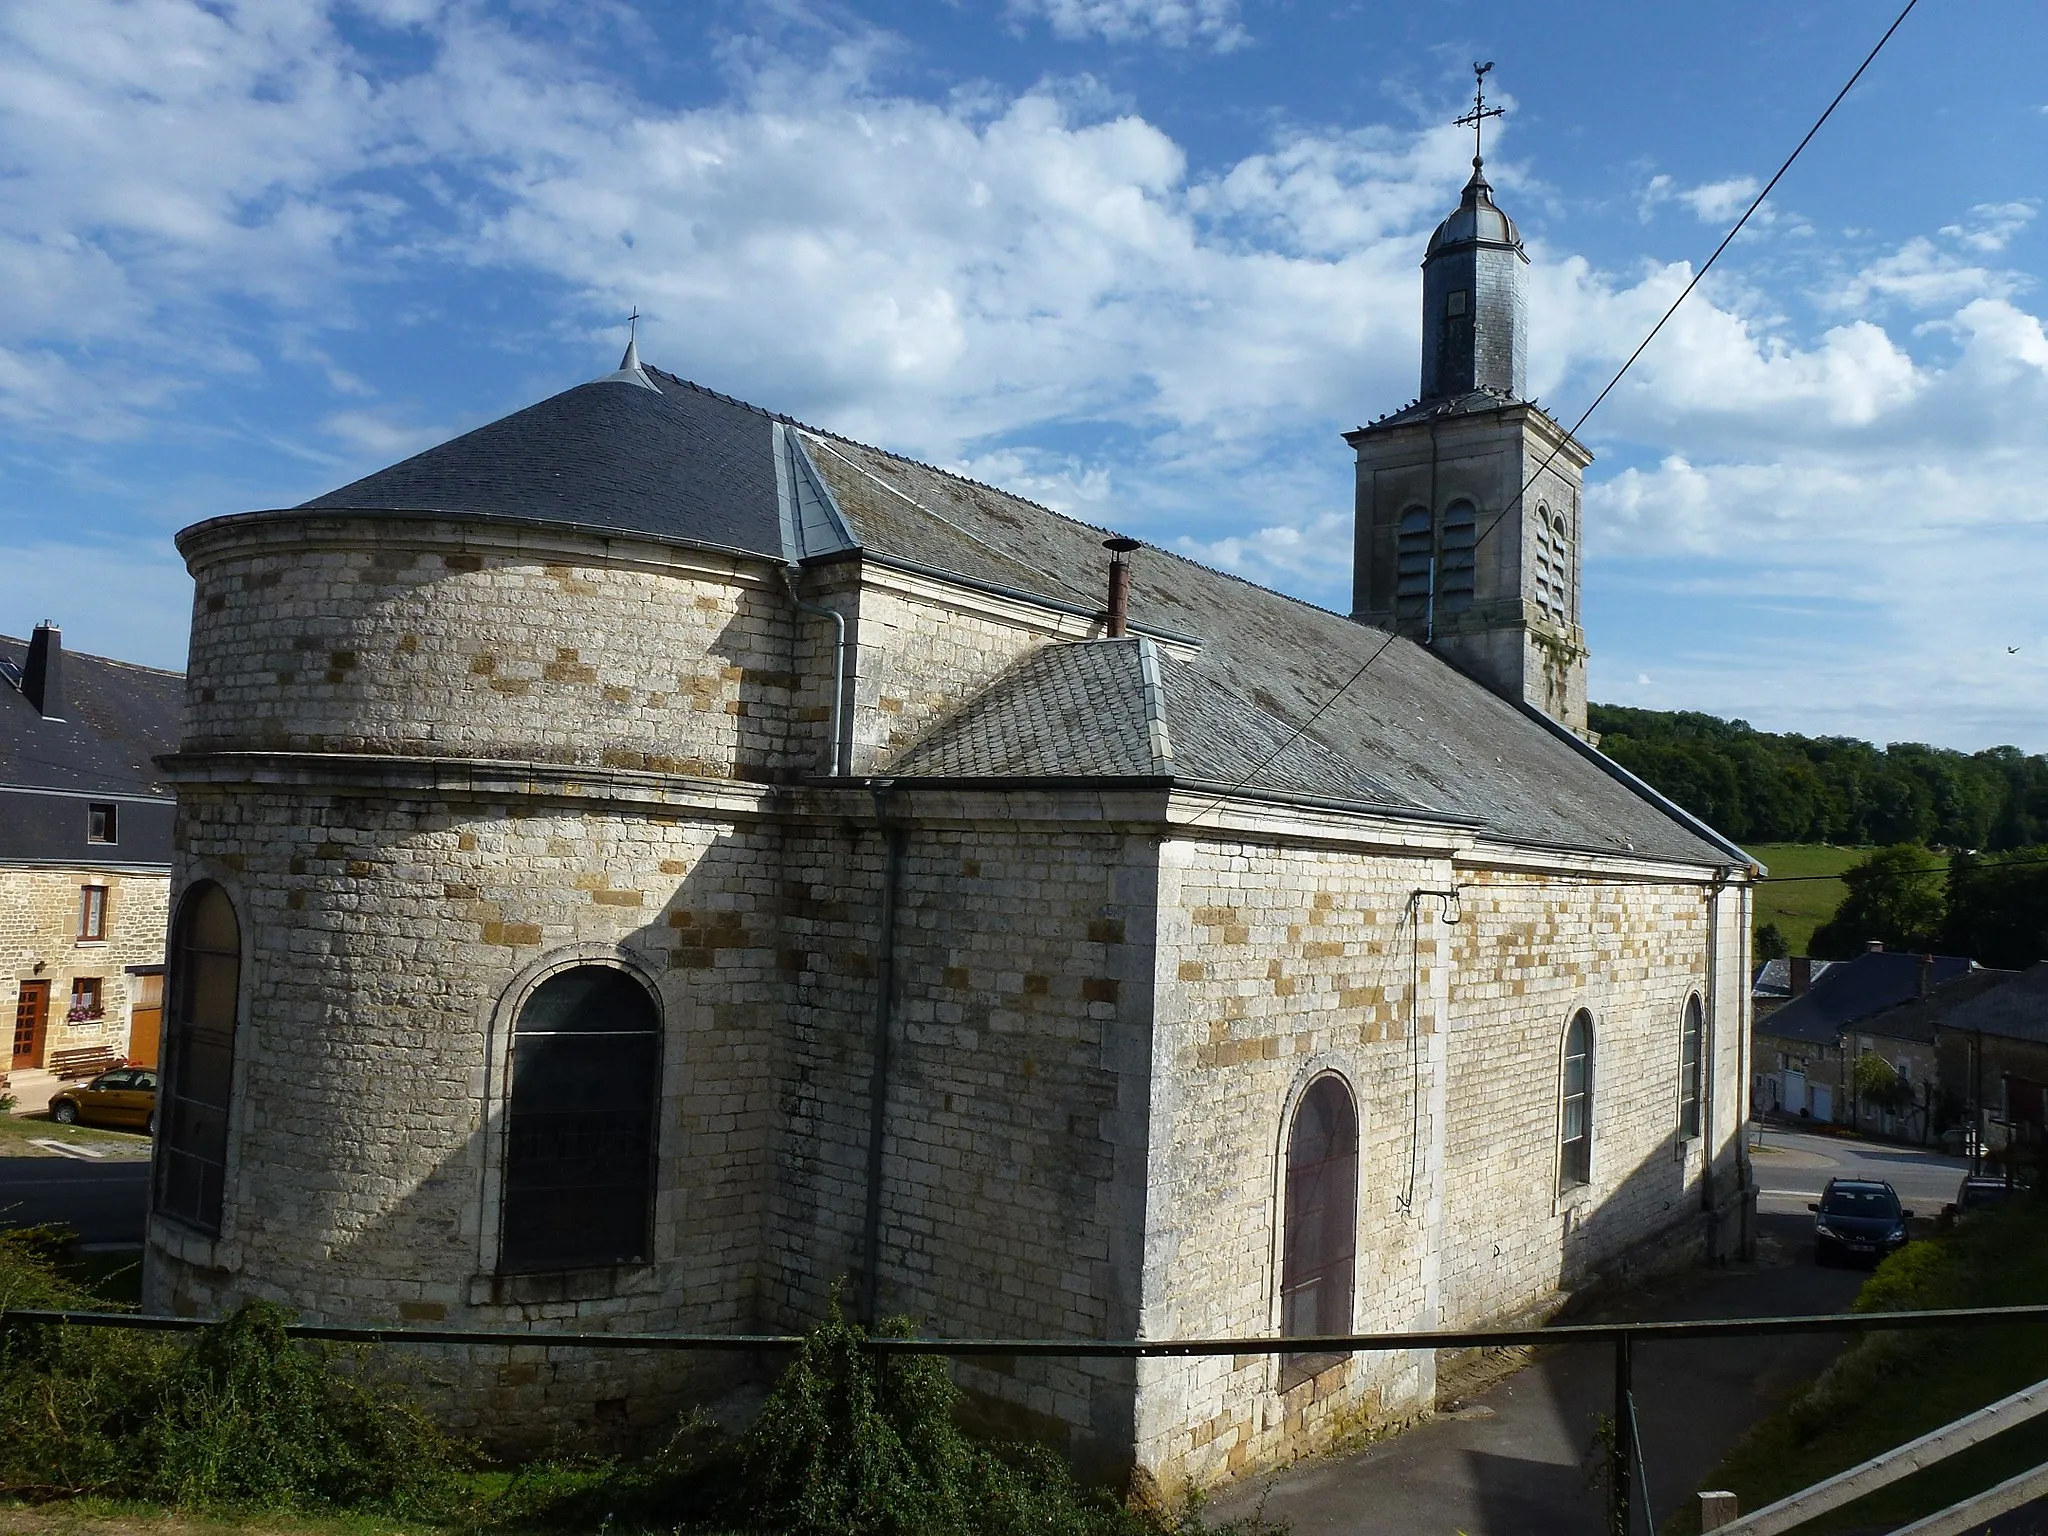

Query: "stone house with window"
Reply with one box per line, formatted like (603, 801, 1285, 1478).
(143, 158, 1756, 1491)
(3, 624, 180, 1089)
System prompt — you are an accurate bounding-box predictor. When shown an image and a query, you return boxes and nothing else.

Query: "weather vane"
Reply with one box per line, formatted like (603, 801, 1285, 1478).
(1453, 61, 1504, 170)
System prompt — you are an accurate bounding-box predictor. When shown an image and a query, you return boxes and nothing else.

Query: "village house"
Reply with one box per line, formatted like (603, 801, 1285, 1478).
(1753, 945, 1991, 1130)
(3, 624, 180, 1096)
(1936, 963, 2048, 1155)
(143, 156, 1757, 1490)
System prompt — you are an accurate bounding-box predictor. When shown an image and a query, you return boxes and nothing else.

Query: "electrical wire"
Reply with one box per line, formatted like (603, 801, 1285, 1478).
(1183, 0, 1922, 826)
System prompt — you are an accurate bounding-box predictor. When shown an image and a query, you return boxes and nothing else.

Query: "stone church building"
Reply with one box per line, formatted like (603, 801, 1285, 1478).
(145, 157, 1756, 1488)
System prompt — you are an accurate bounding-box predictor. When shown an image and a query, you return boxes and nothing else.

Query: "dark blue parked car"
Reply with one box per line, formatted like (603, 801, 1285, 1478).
(1810, 1178, 1913, 1266)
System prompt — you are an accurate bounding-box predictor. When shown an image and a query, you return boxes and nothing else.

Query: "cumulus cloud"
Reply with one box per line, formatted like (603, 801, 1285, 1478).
(1640, 173, 1764, 225)
(1006, 0, 1248, 51)
(0, 0, 2044, 746)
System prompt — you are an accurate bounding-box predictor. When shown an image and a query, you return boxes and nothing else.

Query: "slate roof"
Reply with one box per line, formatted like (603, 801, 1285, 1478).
(1760, 951, 1978, 1048)
(1753, 957, 1844, 1000)
(1942, 963, 2048, 1045)
(886, 638, 1401, 806)
(1850, 966, 2021, 1046)
(0, 635, 183, 799)
(282, 361, 1744, 865)
(1424, 167, 1525, 258)
(1351, 388, 1579, 438)
(302, 374, 786, 556)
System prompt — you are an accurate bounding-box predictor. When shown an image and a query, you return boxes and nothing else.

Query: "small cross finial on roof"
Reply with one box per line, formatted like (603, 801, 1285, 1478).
(1452, 61, 1504, 172)
(619, 307, 645, 373)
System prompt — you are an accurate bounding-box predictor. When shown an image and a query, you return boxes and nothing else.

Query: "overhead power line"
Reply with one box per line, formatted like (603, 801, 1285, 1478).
(1187, 0, 1923, 827)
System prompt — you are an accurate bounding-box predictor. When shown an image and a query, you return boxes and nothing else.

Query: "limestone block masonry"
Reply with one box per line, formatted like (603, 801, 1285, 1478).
(2, 868, 166, 1072)
(150, 508, 1752, 1488)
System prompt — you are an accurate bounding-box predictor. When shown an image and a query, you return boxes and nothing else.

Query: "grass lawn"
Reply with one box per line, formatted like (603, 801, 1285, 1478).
(0, 1109, 150, 1159)
(1747, 843, 1951, 956)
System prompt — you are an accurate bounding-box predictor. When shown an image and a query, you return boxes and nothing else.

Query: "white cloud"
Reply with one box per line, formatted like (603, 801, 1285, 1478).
(1006, 0, 1248, 51)
(1639, 173, 1764, 225)
(0, 0, 2044, 747)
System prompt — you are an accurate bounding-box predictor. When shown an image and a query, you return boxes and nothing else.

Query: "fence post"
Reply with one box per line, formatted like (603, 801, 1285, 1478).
(1698, 1490, 1738, 1531)
(1614, 1334, 1635, 1536)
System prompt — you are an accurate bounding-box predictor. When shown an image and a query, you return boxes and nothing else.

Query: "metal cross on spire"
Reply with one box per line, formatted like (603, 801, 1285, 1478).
(1453, 61, 1504, 171)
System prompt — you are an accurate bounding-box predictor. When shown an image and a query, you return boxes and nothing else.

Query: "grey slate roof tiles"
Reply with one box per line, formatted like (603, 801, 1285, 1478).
(0, 635, 183, 799)
(885, 639, 1403, 806)
(1943, 962, 2048, 1044)
(287, 363, 1739, 866)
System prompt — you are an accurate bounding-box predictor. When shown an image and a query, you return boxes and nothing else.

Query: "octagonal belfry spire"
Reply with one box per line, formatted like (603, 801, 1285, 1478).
(1421, 65, 1528, 403)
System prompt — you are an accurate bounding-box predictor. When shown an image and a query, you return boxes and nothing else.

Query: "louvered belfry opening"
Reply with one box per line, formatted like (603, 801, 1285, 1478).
(501, 967, 661, 1272)
(1280, 1075, 1360, 1388)
(1394, 506, 1432, 626)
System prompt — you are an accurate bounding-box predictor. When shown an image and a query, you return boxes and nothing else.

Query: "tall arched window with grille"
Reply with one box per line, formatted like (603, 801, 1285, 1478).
(501, 966, 662, 1272)
(1281, 1076, 1358, 1386)
(1679, 994, 1704, 1139)
(156, 881, 241, 1234)
(1559, 1011, 1594, 1193)
(1438, 500, 1477, 614)
(1394, 506, 1432, 624)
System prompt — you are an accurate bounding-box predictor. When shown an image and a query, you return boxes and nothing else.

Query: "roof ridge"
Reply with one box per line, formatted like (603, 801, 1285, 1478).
(0, 634, 185, 678)
(636, 365, 1373, 634)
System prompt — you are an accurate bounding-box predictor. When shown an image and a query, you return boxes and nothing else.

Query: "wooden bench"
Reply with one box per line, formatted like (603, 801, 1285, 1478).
(48, 1045, 127, 1080)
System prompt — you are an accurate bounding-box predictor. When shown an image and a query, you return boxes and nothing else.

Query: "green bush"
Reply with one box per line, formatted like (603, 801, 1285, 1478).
(1, 1231, 466, 1513)
(2, 1233, 1277, 1534)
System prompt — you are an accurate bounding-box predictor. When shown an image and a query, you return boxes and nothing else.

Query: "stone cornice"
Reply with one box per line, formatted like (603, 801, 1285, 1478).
(173, 508, 784, 589)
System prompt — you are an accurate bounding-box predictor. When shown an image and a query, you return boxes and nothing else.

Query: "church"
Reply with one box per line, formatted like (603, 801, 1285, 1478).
(144, 147, 1757, 1489)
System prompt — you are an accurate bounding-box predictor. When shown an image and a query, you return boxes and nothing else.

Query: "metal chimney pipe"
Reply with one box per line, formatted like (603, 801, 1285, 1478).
(1103, 537, 1140, 637)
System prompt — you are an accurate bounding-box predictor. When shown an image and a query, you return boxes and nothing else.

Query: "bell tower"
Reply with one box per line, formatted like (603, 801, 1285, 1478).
(1346, 65, 1593, 738)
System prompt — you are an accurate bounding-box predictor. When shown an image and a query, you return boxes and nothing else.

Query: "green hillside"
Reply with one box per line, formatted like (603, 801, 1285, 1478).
(1748, 843, 1862, 956)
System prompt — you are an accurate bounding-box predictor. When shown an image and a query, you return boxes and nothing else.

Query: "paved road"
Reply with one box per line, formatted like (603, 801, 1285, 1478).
(1207, 1129, 1969, 1536)
(0, 1154, 150, 1246)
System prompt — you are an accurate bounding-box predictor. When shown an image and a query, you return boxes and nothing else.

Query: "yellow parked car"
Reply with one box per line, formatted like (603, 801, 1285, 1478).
(49, 1068, 157, 1133)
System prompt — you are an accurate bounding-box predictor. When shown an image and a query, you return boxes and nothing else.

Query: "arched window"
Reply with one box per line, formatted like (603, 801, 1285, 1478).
(1679, 995, 1704, 1139)
(501, 966, 661, 1272)
(1281, 1076, 1358, 1385)
(156, 881, 241, 1234)
(1394, 506, 1432, 624)
(1560, 1011, 1594, 1192)
(1438, 500, 1477, 614)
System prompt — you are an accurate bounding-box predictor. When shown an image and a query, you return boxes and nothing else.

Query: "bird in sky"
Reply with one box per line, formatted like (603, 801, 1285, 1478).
(2009, 646, 2022, 655)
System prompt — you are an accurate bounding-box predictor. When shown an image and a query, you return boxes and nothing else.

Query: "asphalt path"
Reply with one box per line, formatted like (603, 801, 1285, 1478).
(0, 1153, 151, 1246)
(1207, 1129, 1971, 1536)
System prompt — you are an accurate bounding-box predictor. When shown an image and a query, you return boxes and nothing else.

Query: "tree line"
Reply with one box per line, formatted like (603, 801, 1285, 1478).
(1791, 843, 2048, 968)
(1588, 704, 2048, 849)
(1586, 706, 2048, 968)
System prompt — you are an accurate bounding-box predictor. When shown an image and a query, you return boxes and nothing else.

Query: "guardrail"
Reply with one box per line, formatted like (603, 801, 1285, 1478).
(11, 1302, 2048, 1533)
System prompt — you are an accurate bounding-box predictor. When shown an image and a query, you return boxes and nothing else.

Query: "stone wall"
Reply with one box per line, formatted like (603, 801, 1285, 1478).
(765, 802, 1160, 1475)
(1136, 831, 1455, 1488)
(145, 782, 789, 1444)
(179, 516, 797, 780)
(1436, 866, 1730, 1330)
(1, 865, 167, 1070)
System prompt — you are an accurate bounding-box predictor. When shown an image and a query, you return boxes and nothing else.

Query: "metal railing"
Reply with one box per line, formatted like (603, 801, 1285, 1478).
(11, 1302, 2048, 1533)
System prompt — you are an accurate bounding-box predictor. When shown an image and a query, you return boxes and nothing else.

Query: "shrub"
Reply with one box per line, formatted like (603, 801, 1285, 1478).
(1, 1231, 466, 1514)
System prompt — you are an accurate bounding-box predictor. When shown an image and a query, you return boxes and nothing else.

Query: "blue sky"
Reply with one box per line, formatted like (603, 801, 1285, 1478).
(3, 0, 2046, 750)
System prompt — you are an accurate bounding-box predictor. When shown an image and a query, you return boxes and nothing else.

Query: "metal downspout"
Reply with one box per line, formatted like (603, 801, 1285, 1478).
(782, 566, 847, 776)
(859, 784, 906, 1326)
